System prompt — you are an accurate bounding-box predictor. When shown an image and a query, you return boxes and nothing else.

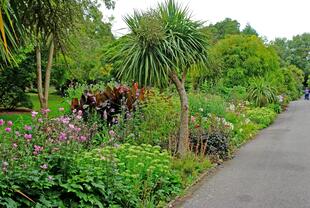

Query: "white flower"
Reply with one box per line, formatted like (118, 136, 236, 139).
(277, 95, 284, 103)
(245, 118, 251, 124)
(229, 103, 235, 111)
(199, 108, 204, 112)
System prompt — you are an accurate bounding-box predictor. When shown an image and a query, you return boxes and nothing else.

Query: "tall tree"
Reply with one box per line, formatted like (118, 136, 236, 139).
(6, 0, 115, 109)
(242, 23, 258, 36)
(288, 33, 310, 73)
(201, 18, 240, 45)
(211, 34, 280, 86)
(270, 33, 310, 74)
(55, 4, 114, 83)
(116, 0, 208, 156)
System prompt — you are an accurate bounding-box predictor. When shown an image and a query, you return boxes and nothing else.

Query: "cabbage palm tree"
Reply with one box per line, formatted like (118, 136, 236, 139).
(0, 0, 19, 64)
(117, 0, 208, 156)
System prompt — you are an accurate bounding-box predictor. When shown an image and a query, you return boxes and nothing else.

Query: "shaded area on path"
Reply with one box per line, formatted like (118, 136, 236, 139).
(176, 100, 310, 208)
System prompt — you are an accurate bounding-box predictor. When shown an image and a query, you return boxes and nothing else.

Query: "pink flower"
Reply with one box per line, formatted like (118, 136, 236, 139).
(0, 119, 4, 126)
(76, 115, 82, 120)
(24, 125, 32, 131)
(5, 127, 11, 132)
(12, 143, 18, 148)
(109, 130, 116, 137)
(7, 121, 13, 126)
(40, 164, 48, 170)
(31, 111, 38, 118)
(34, 145, 43, 152)
(58, 107, 64, 111)
(60, 116, 70, 124)
(38, 118, 43, 123)
(79, 136, 87, 142)
(78, 110, 83, 116)
(75, 127, 81, 132)
(69, 124, 75, 129)
(24, 134, 32, 140)
(15, 131, 21, 137)
(191, 116, 196, 123)
(33, 145, 43, 155)
(72, 109, 77, 113)
(59, 132, 67, 141)
(41, 108, 51, 115)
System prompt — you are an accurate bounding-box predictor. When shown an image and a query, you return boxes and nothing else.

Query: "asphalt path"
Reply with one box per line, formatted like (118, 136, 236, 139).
(177, 99, 310, 208)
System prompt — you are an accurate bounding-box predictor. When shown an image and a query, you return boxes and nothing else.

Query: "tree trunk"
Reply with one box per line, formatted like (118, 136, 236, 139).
(35, 40, 55, 110)
(36, 45, 44, 107)
(170, 72, 189, 156)
(43, 40, 55, 109)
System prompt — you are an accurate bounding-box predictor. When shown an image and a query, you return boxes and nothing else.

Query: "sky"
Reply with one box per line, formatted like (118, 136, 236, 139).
(100, 0, 310, 41)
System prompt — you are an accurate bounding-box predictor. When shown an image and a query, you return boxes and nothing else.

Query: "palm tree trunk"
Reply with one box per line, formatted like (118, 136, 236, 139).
(36, 45, 44, 108)
(170, 71, 189, 156)
(43, 40, 54, 109)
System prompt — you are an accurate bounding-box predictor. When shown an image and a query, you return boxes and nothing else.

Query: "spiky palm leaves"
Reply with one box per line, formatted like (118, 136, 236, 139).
(0, 0, 20, 64)
(247, 78, 277, 107)
(117, 0, 207, 87)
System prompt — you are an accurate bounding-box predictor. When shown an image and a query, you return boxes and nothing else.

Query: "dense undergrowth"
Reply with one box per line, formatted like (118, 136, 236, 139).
(0, 80, 293, 207)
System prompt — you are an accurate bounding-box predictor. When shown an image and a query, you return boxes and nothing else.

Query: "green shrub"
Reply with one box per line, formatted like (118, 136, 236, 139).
(0, 66, 34, 109)
(227, 112, 259, 147)
(189, 93, 226, 117)
(171, 154, 212, 186)
(64, 144, 182, 207)
(113, 91, 179, 148)
(247, 78, 277, 107)
(0, 111, 97, 207)
(268, 103, 282, 113)
(246, 107, 276, 128)
(0, 110, 182, 207)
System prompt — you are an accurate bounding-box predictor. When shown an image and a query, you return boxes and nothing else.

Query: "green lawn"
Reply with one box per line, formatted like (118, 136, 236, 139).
(0, 93, 69, 124)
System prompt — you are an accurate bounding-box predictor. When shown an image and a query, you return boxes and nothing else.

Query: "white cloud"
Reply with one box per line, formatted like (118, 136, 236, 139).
(101, 0, 310, 40)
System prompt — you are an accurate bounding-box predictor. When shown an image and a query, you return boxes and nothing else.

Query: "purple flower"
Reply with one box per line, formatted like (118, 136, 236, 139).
(77, 110, 83, 116)
(59, 132, 67, 141)
(24, 134, 32, 140)
(34, 145, 43, 151)
(109, 130, 116, 137)
(40, 164, 48, 170)
(33, 145, 43, 155)
(24, 125, 32, 131)
(7, 121, 13, 126)
(31, 111, 38, 118)
(41, 108, 51, 115)
(79, 136, 87, 142)
(0, 119, 4, 126)
(5, 127, 11, 133)
(60, 116, 70, 124)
